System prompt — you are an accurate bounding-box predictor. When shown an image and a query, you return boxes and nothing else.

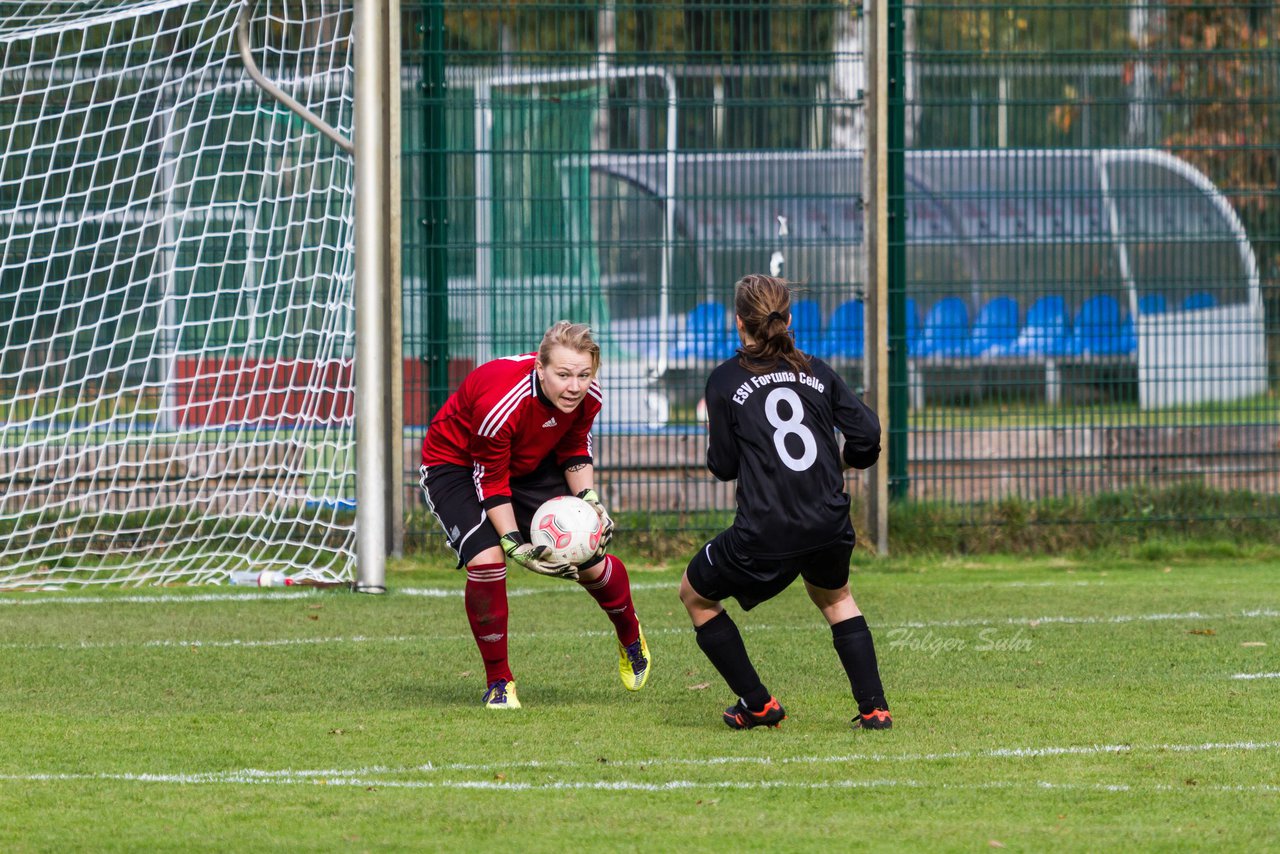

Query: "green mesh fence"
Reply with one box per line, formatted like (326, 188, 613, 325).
(899, 0, 1279, 529)
(401, 1, 1280, 552)
(489, 87, 607, 351)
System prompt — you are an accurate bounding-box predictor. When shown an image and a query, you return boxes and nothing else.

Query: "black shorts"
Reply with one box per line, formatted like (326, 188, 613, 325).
(685, 526, 856, 611)
(420, 458, 573, 566)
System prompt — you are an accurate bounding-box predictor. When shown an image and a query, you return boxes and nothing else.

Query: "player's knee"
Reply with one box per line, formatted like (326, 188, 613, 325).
(470, 546, 506, 568)
(575, 553, 606, 582)
(678, 572, 707, 609)
(805, 580, 851, 608)
(677, 573, 694, 604)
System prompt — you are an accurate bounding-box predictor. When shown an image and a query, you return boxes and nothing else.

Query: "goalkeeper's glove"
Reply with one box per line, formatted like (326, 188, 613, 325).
(499, 531, 578, 580)
(576, 488, 615, 550)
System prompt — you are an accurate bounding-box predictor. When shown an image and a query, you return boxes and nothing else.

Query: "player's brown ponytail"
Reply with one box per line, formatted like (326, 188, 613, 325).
(733, 274, 812, 376)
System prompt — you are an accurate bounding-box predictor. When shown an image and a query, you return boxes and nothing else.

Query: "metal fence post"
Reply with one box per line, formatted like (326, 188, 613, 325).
(423, 0, 451, 419)
(886, 0, 908, 505)
(864, 0, 890, 555)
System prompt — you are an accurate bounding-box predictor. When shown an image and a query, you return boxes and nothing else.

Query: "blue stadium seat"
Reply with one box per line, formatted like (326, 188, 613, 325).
(904, 297, 922, 355)
(790, 299, 823, 354)
(914, 296, 971, 357)
(1000, 295, 1071, 356)
(670, 300, 736, 361)
(968, 296, 1020, 356)
(1182, 291, 1216, 311)
(1067, 294, 1128, 356)
(1120, 293, 1169, 353)
(1138, 293, 1168, 315)
(817, 298, 865, 359)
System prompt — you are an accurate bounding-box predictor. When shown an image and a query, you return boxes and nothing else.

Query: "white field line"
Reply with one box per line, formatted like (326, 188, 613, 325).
(2, 605, 1278, 653)
(0, 584, 651, 607)
(2, 583, 1276, 654)
(1, 773, 1278, 795)
(394, 581, 675, 601)
(384, 739, 1280, 775)
(0, 634, 429, 652)
(8, 583, 1277, 633)
(889, 608, 1280, 629)
(1231, 672, 1280, 680)
(0, 590, 320, 607)
(2, 740, 1278, 793)
(394, 582, 1107, 598)
(2, 740, 1277, 792)
(4, 571, 1268, 606)
(0, 577, 1099, 607)
(3, 607, 1279, 653)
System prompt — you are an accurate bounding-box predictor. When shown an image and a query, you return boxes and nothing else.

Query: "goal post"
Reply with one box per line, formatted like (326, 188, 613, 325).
(0, 0, 396, 590)
(351, 0, 398, 593)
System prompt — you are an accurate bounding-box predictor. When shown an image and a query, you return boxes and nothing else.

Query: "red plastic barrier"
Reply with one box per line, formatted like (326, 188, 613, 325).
(172, 356, 475, 427)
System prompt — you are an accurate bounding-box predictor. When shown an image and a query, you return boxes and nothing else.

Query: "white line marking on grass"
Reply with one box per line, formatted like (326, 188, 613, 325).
(21, 739, 1269, 786)
(4, 608, 1279, 653)
(0, 576, 1109, 606)
(0, 590, 319, 607)
(396, 580, 1106, 598)
(5, 740, 1275, 791)
(398, 581, 675, 598)
(0, 635, 426, 652)
(3, 585, 1276, 654)
(3, 770, 1278, 796)
(1231, 672, 1280, 680)
(3, 741, 1277, 795)
(142, 635, 420, 649)
(890, 609, 1280, 629)
(1002, 581, 1105, 588)
(390, 739, 1280, 776)
(4, 603, 1277, 654)
(0, 583, 669, 606)
(6, 582, 1276, 638)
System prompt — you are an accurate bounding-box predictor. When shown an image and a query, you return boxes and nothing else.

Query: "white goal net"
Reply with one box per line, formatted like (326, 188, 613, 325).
(0, 0, 356, 588)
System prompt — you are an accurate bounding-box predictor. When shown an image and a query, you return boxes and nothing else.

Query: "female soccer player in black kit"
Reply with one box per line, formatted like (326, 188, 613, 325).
(678, 274, 892, 731)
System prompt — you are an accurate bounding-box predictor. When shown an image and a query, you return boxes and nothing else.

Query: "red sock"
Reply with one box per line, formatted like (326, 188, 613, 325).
(464, 562, 512, 684)
(577, 554, 640, 645)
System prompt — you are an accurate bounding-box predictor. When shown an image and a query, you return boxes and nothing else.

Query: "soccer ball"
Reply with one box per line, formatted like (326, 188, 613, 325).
(530, 495, 603, 566)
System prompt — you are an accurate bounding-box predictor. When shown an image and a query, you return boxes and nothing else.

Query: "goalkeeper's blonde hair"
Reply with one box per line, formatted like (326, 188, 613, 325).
(538, 320, 601, 374)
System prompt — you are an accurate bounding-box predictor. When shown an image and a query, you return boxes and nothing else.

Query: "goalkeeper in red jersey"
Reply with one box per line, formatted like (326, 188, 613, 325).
(420, 321, 650, 709)
(678, 275, 892, 731)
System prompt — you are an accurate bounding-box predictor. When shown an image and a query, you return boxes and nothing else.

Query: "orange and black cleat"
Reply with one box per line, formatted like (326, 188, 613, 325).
(723, 696, 787, 730)
(853, 707, 893, 730)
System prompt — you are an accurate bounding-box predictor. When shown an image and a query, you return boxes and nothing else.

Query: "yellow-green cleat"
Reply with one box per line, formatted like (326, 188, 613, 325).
(617, 627, 651, 691)
(482, 679, 521, 709)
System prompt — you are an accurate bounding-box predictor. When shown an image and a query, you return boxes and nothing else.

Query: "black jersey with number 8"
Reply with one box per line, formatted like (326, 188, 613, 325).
(703, 355, 880, 559)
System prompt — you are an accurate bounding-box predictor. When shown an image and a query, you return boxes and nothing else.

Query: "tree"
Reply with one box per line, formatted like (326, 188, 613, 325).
(1155, 1, 1278, 229)
(1153, 0, 1280, 367)
(829, 0, 918, 150)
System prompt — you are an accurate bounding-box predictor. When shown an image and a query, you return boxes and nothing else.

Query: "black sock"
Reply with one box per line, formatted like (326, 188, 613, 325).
(695, 611, 770, 710)
(832, 615, 888, 715)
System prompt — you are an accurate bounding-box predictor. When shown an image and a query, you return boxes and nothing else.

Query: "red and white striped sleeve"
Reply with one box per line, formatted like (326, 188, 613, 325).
(467, 369, 536, 506)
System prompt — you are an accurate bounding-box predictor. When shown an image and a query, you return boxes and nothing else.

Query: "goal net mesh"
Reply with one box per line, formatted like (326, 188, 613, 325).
(0, 0, 356, 588)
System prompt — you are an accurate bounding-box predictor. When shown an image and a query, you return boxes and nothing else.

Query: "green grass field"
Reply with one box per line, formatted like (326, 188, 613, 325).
(1, 552, 1278, 851)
